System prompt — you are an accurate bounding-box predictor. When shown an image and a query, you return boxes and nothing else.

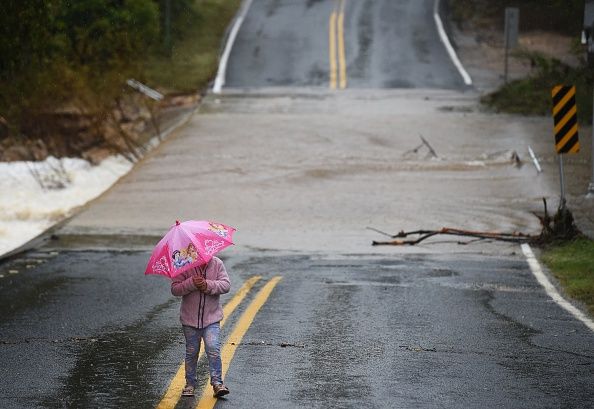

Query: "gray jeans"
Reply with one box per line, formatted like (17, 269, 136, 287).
(182, 322, 223, 387)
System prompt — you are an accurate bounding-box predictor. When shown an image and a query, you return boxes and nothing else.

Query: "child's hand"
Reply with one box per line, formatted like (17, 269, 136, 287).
(192, 275, 208, 292)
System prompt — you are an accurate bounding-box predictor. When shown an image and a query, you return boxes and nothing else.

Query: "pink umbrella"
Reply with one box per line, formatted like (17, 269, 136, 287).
(144, 220, 235, 278)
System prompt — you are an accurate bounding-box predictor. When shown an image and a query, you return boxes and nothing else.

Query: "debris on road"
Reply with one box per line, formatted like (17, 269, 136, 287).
(369, 198, 585, 247)
(369, 226, 534, 246)
(399, 345, 437, 352)
(528, 146, 542, 173)
(479, 149, 522, 167)
(532, 198, 582, 243)
(403, 134, 438, 159)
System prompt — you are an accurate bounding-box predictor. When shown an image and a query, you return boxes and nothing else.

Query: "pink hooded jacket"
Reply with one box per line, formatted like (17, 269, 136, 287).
(170, 257, 230, 328)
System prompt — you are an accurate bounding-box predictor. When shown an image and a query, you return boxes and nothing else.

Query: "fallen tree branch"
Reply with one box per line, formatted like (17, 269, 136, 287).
(370, 198, 581, 247)
(419, 135, 437, 158)
(402, 134, 438, 158)
(368, 226, 534, 246)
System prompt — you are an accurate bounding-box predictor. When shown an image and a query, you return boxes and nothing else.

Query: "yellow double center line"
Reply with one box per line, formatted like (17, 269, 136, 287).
(329, 0, 347, 89)
(195, 276, 282, 408)
(156, 275, 282, 409)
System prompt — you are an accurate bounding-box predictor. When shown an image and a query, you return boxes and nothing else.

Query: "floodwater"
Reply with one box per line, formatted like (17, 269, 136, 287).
(57, 89, 593, 254)
(4, 89, 592, 258)
(0, 156, 132, 257)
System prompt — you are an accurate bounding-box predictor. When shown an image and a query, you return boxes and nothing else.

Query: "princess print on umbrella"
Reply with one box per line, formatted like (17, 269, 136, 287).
(172, 243, 200, 270)
(172, 250, 189, 269)
(186, 243, 199, 261)
(208, 223, 229, 238)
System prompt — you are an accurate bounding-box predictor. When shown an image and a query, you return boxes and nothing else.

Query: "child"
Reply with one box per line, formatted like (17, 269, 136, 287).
(171, 256, 231, 398)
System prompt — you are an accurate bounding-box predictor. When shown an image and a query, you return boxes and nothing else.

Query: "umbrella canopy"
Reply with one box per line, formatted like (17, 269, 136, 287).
(145, 220, 235, 278)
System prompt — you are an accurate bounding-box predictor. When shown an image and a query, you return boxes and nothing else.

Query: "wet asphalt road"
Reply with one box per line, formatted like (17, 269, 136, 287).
(2, 0, 594, 408)
(226, 0, 464, 89)
(1, 249, 593, 408)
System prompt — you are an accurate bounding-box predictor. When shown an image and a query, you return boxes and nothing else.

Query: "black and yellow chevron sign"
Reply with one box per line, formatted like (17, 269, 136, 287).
(551, 85, 580, 154)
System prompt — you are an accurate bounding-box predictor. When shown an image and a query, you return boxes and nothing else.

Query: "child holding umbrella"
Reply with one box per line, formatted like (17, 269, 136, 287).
(171, 256, 231, 398)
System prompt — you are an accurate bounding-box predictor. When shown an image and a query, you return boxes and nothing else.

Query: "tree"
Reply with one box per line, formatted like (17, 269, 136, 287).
(0, 0, 160, 137)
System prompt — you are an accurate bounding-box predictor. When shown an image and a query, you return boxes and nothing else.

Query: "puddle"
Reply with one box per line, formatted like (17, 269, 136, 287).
(42, 299, 179, 409)
(0, 275, 91, 322)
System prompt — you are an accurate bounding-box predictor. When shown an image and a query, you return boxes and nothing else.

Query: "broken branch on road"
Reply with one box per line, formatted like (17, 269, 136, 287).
(368, 226, 534, 246)
(369, 198, 583, 247)
(399, 345, 437, 352)
(402, 134, 438, 159)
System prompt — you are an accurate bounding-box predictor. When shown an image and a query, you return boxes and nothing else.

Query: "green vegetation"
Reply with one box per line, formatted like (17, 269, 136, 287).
(541, 238, 594, 316)
(481, 51, 593, 120)
(449, 0, 584, 35)
(1, 0, 158, 130)
(145, 0, 241, 93)
(0, 0, 239, 150)
(448, 0, 593, 120)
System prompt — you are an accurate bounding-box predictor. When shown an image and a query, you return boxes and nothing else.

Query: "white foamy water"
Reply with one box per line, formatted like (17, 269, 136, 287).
(0, 155, 132, 256)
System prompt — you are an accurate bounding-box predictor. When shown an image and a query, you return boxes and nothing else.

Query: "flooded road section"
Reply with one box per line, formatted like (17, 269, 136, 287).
(58, 89, 588, 253)
(1, 250, 592, 408)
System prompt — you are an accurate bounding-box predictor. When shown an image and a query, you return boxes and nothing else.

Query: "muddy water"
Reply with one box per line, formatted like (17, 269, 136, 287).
(58, 89, 593, 254)
(0, 156, 132, 257)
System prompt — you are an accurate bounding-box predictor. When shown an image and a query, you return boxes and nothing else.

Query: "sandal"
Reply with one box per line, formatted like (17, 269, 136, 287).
(213, 383, 229, 398)
(182, 384, 195, 397)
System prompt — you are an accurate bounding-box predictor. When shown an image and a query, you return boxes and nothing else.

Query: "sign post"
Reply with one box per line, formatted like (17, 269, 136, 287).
(589, 89, 594, 196)
(552, 85, 580, 208)
(504, 8, 519, 83)
(583, 0, 594, 196)
(558, 154, 567, 207)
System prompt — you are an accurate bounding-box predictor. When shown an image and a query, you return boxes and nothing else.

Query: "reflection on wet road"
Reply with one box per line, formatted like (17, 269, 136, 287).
(2, 0, 593, 407)
(223, 254, 594, 408)
(0, 251, 178, 409)
(193, 276, 281, 409)
(1, 251, 592, 408)
(156, 276, 262, 408)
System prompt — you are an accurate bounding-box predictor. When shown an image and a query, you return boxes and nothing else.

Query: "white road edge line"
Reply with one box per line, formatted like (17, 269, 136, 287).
(213, 0, 254, 94)
(433, 0, 472, 86)
(521, 243, 594, 332)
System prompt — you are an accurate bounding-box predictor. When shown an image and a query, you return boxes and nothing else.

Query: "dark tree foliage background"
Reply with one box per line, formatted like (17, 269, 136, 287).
(450, 0, 584, 35)
(0, 0, 196, 139)
(155, 0, 196, 44)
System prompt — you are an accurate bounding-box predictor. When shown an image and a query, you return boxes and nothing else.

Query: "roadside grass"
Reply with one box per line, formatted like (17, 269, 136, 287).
(145, 0, 241, 93)
(480, 51, 593, 120)
(541, 238, 594, 316)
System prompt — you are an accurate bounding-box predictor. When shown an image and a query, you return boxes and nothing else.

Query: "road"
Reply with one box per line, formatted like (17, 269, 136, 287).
(1, 249, 593, 408)
(225, 0, 464, 89)
(1, 1, 593, 408)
